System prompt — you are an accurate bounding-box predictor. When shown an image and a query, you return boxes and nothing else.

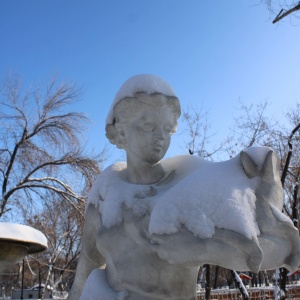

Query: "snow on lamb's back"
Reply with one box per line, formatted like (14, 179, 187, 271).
(149, 155, 260, 240)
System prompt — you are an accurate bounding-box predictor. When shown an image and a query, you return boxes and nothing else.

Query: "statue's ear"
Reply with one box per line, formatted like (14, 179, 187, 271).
(240, 151, 259, 178)
(115, 124, 126, 138)
(261, 151, 281, 182)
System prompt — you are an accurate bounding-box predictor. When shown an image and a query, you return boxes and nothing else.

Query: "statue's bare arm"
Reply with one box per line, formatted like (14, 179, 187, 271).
(68, 203, 105, 300)
(149, 226, 263, 273)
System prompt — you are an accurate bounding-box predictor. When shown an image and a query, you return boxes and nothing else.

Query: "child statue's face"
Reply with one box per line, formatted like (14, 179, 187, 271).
(123, 94, 177, 165)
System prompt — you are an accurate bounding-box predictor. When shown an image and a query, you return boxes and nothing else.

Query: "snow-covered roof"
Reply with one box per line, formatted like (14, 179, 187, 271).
(106, 74, 177, 125)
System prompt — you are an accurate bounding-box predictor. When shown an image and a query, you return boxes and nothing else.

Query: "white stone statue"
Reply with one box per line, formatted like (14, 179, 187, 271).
(68, 74, 300, 300)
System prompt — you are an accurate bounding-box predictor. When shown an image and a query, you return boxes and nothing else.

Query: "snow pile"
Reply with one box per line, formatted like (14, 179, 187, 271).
(106, 74, 177, 125)
(89, 147, 272, 240)
(80, 269, 128, 300)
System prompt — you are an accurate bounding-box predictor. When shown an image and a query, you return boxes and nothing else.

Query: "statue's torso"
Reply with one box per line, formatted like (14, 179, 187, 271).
(96, 210, 199, 299)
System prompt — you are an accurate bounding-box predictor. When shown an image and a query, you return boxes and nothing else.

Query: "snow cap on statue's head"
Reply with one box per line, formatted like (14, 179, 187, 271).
(105, 74, 178, 125)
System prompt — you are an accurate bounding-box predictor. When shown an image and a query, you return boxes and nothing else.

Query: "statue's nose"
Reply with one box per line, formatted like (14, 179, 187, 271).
(153, 127, 165, 140)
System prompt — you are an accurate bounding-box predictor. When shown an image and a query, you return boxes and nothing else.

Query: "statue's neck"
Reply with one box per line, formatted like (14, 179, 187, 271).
(126, 156, 165, 185)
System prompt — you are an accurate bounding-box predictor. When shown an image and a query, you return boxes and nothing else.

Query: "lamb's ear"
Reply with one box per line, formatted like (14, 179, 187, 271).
(261, 151, 281, 182)
(240, 151, 259, 178)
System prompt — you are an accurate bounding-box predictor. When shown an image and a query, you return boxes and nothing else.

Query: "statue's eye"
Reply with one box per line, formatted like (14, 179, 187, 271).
(143, 123, 154, 132)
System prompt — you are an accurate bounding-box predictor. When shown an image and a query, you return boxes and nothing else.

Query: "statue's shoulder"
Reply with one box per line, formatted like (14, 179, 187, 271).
(98, 161, 127, 182)
(87, 162, 127, 208)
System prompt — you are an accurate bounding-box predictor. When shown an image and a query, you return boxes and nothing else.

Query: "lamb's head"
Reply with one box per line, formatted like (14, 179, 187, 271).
(240, 150, 284, 210)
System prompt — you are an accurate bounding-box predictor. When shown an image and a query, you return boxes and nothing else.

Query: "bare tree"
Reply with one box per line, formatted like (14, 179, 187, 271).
(181, 107, 228, 159)
(24, 195, 84, 297)
(0, 73, 102, 220)
(230, 101, 276, 151)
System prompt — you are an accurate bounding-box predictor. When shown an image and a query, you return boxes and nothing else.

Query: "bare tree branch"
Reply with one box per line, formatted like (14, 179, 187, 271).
(263, 0, 300, 23)
(281, 122, 300, 186)
(272, 2, 300, 23)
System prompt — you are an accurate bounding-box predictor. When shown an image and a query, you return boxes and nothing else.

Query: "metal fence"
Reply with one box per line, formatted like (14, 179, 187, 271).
(197, 284, 300, 299)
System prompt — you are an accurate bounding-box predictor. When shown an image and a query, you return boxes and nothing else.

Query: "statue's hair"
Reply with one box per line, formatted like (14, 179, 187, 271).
(105, 92, 181, 149)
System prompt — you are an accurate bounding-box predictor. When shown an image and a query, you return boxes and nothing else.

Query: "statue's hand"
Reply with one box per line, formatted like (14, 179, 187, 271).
(148, 226, 264, 273)
(148, 227, 204, 265)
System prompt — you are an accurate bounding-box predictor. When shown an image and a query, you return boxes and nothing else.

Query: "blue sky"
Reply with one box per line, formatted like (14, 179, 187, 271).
(1, 1, 300, 166)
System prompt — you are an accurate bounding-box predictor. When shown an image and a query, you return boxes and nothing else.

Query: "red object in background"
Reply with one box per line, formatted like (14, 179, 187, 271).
(239, 273, 252, 280)
(289, 269, 300, 276)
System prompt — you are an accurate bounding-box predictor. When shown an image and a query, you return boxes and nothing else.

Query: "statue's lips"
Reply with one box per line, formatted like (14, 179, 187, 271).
(152, 144, 164, 152)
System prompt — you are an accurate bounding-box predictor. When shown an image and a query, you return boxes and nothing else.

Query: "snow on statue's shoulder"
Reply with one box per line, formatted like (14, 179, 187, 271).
(87, 161, 127, 212)
(87, 161, 156, 228)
